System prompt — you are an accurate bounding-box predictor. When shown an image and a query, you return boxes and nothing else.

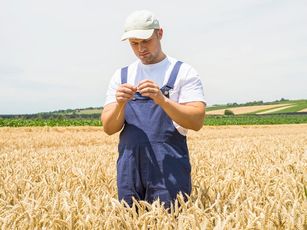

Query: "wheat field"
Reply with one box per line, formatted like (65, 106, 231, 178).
(0, 125, 306, 229)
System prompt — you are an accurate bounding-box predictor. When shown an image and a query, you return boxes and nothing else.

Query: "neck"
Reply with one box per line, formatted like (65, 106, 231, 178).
(154, 52, 166, 64)
(142, 52, 166, 65)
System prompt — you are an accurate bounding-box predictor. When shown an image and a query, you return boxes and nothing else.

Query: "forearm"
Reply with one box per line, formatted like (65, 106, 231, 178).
(137, 79, 205, 130)
(101, 103, 126, 135)
(159, 98, 205, 131)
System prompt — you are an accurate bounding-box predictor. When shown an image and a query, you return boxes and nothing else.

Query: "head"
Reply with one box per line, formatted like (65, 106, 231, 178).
(121, 10, 166, 64)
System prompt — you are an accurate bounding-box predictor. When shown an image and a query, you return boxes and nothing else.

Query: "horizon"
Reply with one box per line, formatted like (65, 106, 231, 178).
(1, 97, 306, 115)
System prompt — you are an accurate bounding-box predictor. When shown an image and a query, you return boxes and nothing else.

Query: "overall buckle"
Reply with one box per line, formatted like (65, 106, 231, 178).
(160, 85, 172, 98)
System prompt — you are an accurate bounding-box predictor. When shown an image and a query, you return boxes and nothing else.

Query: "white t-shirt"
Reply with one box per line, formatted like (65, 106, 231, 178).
(104, 56, 206, 135)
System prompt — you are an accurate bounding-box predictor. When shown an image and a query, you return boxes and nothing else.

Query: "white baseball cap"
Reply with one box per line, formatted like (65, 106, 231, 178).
(121, 10, 160, 41)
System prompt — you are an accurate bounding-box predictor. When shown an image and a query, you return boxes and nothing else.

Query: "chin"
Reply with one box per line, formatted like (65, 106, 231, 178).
(140, 58, 152, 64)
(138, 54, 153, 62)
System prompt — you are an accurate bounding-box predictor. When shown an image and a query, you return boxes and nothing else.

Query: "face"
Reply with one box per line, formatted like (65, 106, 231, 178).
(129, 29, 165, 64)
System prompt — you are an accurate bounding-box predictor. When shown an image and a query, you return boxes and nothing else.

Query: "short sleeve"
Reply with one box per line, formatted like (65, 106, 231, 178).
(178, 67, 206, 104)
(104, 69, 121, 106)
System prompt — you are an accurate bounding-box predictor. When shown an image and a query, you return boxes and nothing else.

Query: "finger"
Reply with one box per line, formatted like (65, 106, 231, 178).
(118, 87, 135, 95)
(139, 83, 159, 93)
(139, 87, 159, 95)
(138, 79, 154, 85)
(141, 92, 162, 100)
(116, 92, 134, 100)
(138, 83, 158, 91)
(122, 83, 137, 91)
(137, 80, 155, 89)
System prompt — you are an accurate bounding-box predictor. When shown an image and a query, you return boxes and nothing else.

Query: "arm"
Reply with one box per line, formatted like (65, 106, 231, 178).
(101, 102, 126, 135)
(101, 83, 137, 135)
(138, 80, 206, 131)
(159, 99, 206, 131)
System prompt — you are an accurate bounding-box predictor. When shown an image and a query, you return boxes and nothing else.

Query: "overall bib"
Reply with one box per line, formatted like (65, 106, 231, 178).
(117, 61, 192, 207)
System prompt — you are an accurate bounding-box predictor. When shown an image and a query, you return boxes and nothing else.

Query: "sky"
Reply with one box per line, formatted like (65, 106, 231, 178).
(0, 0, 306, 114)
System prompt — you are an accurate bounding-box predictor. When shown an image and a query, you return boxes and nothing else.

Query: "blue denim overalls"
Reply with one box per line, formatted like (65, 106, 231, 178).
(117, 61, 191, 207)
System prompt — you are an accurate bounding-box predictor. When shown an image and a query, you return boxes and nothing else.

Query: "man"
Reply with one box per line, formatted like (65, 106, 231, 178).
(101, 10, 206, 208)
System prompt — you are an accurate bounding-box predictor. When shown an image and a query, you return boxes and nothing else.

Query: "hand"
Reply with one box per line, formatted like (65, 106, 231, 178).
(116, 83, 137, 105)
(137, 80, 166, 105)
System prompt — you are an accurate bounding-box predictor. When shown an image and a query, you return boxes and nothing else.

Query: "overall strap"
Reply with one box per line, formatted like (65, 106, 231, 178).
(121, 66, 128, 84)
(166, 61, 183, 88)
(161, 61, 183, 98)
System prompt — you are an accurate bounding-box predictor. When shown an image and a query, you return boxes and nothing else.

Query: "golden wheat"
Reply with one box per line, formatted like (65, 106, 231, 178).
(0, 125, 306, 229)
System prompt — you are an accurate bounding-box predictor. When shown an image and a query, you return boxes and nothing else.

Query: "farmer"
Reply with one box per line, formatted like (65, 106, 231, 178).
(101, 10, 206, 207)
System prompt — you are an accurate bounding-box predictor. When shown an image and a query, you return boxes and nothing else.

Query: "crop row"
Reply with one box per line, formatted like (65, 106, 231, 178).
(0, 114, 307, 127)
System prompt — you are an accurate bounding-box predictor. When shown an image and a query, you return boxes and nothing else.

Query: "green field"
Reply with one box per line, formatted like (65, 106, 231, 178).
(0, 118, 101, 127)
(208, 99, 307, 114)
(1, 114, 307, 127)
(204, 114, 307, 125)
(1, 99, 307, 127)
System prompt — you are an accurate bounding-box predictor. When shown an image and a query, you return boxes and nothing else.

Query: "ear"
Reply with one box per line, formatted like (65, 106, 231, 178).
(157, 28, 163, 40)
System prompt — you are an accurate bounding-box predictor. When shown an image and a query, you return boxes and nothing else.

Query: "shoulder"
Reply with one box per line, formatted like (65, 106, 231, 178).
(114, 60, 139, 74)
(111, 60, 140, 83)
(167, 56, 200, 83)
(171, 59, 205, 104)
(168, 56, 196, 74)
(122, 60, 139, 73)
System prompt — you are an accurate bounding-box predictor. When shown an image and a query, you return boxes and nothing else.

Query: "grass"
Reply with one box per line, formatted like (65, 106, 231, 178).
(1, 113, 307, 127)
(0, 118, 101, 127)
(271, 101, 307, 113)
(205, 114, 307, 125)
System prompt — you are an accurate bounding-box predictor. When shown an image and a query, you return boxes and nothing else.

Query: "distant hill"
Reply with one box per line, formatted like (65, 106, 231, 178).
(206, 99, 307, 115)
(47, 107, 103, 116)
(47, 98, 307, 116)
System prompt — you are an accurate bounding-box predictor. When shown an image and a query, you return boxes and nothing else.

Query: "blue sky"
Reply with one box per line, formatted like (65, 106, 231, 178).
(0, 0, 306, 114)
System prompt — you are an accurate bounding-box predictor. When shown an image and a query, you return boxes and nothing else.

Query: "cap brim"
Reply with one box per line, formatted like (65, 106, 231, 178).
(121, 29, 154, 41)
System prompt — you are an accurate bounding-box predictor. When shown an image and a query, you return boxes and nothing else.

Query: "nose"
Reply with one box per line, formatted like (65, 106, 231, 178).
(138, 42, 145, 52)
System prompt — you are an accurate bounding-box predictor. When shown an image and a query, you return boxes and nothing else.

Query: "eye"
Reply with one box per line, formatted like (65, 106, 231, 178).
(144, 38, 152, 43)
